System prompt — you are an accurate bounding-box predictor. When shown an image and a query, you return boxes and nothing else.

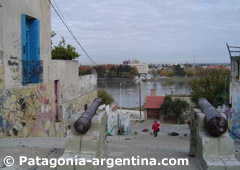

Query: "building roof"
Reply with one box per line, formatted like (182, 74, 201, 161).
(144, 96, 165, 109)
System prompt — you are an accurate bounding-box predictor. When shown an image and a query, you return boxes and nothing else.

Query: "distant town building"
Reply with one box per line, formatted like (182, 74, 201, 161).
(129, 63, 149, 74)
(204, 66, 230, 70)
(123, 60, 130, 66)
(124, 59, 148, 75)
(132, 59, 140, 64)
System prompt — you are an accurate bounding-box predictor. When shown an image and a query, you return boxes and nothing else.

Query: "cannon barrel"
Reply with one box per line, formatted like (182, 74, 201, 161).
(198, 98, 228, 137)
(74, 98, 102, 134)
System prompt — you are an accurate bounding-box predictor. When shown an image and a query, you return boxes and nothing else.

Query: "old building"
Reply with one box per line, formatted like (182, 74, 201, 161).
(144, 96, 164, 120)
(226, 43, 240, 140)
(0, 0, 97, 138)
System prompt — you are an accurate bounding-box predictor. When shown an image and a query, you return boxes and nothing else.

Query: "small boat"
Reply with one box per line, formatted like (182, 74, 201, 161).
(126, 89, 136, 92)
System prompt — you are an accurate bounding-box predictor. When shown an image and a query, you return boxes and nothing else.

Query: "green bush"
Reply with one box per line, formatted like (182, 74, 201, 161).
(98, 89, 114, 105)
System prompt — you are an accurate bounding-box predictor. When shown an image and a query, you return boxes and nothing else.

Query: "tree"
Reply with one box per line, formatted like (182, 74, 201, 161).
(124, 72, 131, 79)
(172, 98, 189, 123)
(160, 95, 173, 117)
(95, 66, 106, 78)
(130, 66, 138, 76)
(173, 65, 185, 77)
(190, 68, 230, 107)
(79, 69, 92, 76)
(160, 96, 189, 124)
(52, 36, 80, 60)
(107, 70, 117, 79)
(98, 90, 114, 105)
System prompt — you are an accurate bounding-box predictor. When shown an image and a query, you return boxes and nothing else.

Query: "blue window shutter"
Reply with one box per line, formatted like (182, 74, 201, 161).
(21, 14, 26, 60)
(30, 18, 40, 83)
(30, 19, 40, 61)
(36, 19, 40, 83)
(21, 14, 28, 85)
(36, 19, 40, 61)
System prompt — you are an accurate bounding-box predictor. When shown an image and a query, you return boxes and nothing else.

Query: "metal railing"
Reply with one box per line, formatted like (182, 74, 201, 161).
(22, 60, 43, 85)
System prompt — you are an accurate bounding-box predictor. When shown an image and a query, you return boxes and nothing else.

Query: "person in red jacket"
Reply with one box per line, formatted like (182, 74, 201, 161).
(152, 120, 160, 137)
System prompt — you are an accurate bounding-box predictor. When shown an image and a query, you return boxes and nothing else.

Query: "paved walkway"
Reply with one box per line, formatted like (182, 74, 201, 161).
(107, 120, 202, 170)
(0, 120, 239, 170)
(107, 120, 240, 170)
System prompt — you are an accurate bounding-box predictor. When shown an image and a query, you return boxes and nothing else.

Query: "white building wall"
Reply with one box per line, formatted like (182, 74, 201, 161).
(230, 58, 240, 108)
(0, 2, 3, 67)
(49, 60, 97, 104)
(129, 63, 149, 74)
(0, 0, 51, 88)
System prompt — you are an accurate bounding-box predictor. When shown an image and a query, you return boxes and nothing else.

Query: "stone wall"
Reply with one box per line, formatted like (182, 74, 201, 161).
(0, 68, 64, 137)
(190, 109, 240, 170)
(59, 110, 107, 170)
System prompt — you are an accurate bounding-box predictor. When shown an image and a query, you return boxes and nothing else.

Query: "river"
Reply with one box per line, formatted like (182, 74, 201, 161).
(97, 78, 192, 108)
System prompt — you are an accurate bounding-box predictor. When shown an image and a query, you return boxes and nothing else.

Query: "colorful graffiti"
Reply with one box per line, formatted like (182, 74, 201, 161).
(0, 81, 65, 138)
(226, 95, 240, 140)
(0, 65, 64, 138)
(0, 65, 98, 138)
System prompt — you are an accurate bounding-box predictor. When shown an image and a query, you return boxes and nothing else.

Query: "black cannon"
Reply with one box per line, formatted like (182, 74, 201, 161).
(74, 98, 102, 134)
(198, 98, 228, 137)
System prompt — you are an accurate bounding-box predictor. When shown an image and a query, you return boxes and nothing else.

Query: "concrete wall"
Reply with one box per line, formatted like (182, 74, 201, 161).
(190, 109, 240, 169)
(78, 74, 97, 96)
(0, 0, 51, 88)
(228, 58, 240, 140)
(49, 60, 97, 103)
(0, 2, 3, 67)
(49, 60, 79, 103)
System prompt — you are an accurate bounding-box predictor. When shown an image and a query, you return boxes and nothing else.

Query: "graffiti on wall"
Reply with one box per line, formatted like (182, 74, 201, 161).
(0, 81, 64, 138)
(8, 55, 20, 81)
(227, 95, 240, 140)
(0, 66, 98, 138)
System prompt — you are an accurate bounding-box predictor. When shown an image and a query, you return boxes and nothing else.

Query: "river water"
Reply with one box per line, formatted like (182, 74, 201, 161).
(97, 78, 191, 108)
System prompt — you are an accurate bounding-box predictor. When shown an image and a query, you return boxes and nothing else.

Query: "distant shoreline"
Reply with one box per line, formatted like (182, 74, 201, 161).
(98, 77, 193, 82)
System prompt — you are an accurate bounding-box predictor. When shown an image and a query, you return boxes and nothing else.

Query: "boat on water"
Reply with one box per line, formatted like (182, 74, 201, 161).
(126, 89, 137, 92)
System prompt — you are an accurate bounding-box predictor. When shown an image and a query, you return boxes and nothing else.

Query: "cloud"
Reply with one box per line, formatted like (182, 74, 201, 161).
(51, 0, 240, 64)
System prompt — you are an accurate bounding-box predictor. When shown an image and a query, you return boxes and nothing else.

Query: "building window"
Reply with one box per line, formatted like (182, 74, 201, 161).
(21, 14, 41, 85)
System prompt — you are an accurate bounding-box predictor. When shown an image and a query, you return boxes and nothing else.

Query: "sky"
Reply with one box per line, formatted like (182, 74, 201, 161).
(51, 0, 240, 65)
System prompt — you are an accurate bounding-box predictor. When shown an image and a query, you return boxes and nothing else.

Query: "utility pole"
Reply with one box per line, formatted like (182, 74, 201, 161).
(139, 82, 141, 120)
(194, 55, 196, 67)
(120, 82, 122, 113)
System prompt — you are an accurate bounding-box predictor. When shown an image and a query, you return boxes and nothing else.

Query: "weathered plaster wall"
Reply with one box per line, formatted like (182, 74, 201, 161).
(228, 58, 240, 140)
(49, 60, 79, 104)
(49, 60, 98, 104)
(1, 0, 51, 88)
(78, 74, 97, 96)
(0, 1, 3, 67)
(227, 82, 240, 140)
